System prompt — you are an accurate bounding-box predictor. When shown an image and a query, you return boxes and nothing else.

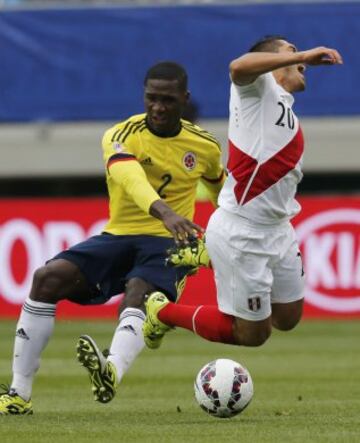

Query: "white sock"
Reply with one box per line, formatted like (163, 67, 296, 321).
(107, 308, 145, 384)
(11, 298, 56, 401)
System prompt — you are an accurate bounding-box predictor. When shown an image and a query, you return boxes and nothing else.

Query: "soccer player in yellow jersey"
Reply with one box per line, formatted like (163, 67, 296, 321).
(0, 62, 225, 414)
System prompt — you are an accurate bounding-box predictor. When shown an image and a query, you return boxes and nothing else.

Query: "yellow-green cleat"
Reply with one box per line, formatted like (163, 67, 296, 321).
(166, 237, 210, 269)
(76, 335, 117, 403)
(143, 292, 171, 350)
(0, 387, 33, 415)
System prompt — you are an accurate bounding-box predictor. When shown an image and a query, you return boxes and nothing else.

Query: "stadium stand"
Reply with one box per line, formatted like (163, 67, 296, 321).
(0, 1, 359, 191)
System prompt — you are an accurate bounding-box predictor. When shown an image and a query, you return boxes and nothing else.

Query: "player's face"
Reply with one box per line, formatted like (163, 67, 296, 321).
(144, 79, 189, 136)
(276, 40, 306, 92)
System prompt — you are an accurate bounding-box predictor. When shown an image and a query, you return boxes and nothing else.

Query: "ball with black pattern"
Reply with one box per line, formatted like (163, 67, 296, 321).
(194, 358, 253, 418)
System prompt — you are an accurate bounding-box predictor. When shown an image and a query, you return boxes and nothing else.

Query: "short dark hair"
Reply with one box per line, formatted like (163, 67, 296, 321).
(249, 35, 287, 53)
(144, 61, 188, 91)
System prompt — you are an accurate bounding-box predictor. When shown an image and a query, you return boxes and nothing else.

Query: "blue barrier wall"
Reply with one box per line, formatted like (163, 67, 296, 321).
(0, 3, 358, 121)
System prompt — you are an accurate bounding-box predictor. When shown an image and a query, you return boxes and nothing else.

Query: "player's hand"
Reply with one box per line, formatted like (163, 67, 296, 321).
(150, 200, 204, 245)
(299, 47, 343, 66)
(162, 212, 204, 245)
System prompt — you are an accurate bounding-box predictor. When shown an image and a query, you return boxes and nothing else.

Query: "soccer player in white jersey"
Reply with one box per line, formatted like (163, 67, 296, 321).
(143, 36, 343, 349)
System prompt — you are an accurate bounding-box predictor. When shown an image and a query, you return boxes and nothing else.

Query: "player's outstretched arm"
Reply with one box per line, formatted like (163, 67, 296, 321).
(107, 154, 203, 244)
(230, 46, 342, 85)
(150, 200, 204, 245)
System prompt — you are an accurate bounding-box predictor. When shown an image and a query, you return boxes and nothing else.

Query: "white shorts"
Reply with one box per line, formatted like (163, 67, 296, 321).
(206, 208, 305, 321)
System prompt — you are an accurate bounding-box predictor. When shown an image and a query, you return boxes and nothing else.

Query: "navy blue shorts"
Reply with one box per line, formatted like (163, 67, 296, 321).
(53, 233, 190, 305)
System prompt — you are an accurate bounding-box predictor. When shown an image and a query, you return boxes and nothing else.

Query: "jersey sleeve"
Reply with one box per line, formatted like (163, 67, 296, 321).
(102, 124, 140, 164)
(201, 145, 226, 207)
(235, 72, 272, 97)
(102, 126, 160, 214)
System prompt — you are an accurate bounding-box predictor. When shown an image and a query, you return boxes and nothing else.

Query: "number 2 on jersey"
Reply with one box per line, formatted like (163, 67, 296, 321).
(157, 173, 172, 198)
(275, 102, 295, 129)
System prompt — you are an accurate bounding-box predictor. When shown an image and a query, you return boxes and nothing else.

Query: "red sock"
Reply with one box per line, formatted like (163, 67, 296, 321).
(158, 303, 235, 344)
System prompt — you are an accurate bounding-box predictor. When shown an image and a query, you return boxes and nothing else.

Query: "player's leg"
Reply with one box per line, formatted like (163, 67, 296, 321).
(271, 225, 305, 331)
(107, 235, 190, 376)
(77, 235, 186, 401)
(77, 277, 155, 403)
(144, 293, 272, 348)
(72, 234, 135, 403)
(144, 209, 274, 348)
(1, 258, 89, 415)
(105, 277, 156, 384)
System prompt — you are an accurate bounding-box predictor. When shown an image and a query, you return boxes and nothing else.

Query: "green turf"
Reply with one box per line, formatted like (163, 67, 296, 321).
(0, 319, 359, 443)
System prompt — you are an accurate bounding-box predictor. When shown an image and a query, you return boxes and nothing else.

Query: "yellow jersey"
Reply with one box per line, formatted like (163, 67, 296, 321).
(102, 113, 225, 237)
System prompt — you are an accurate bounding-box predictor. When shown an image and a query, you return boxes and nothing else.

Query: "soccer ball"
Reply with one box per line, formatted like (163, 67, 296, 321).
(194, 358, 253, 418)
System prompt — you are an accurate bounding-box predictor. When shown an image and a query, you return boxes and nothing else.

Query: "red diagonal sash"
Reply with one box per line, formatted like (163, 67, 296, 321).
(228, 127, 304, 204)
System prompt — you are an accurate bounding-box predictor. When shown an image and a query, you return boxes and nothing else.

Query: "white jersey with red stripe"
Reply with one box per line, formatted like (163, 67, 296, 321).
(218, 72, 305, 224)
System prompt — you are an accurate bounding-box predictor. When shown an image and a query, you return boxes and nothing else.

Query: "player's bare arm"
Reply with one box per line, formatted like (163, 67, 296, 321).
(230, 45, 342, 85)
(150, 199, 204, 244)
(299, 46, 343, 66)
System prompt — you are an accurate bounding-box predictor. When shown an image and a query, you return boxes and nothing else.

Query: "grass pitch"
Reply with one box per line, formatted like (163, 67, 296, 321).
(0, 319, 359, 443)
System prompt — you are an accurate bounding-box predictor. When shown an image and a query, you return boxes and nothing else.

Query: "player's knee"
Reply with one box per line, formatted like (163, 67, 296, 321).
(233, 324, 271, 347)
(272, 315, 301, 331)
(120, 291, 145, 311)
(272, 300, 303, 331)
(31, 265, 64, 303)
(122, 278, 153, 311)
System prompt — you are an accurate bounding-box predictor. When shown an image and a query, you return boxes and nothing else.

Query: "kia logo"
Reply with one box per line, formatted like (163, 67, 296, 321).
(296, 209, 360, 313)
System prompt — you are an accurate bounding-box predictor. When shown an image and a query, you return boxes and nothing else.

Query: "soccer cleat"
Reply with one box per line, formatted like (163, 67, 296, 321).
(143, 292, 171, 350)
(0, 386, 33, 415)
(166, 237, 211, 269)
(76, 335, 117, 403)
